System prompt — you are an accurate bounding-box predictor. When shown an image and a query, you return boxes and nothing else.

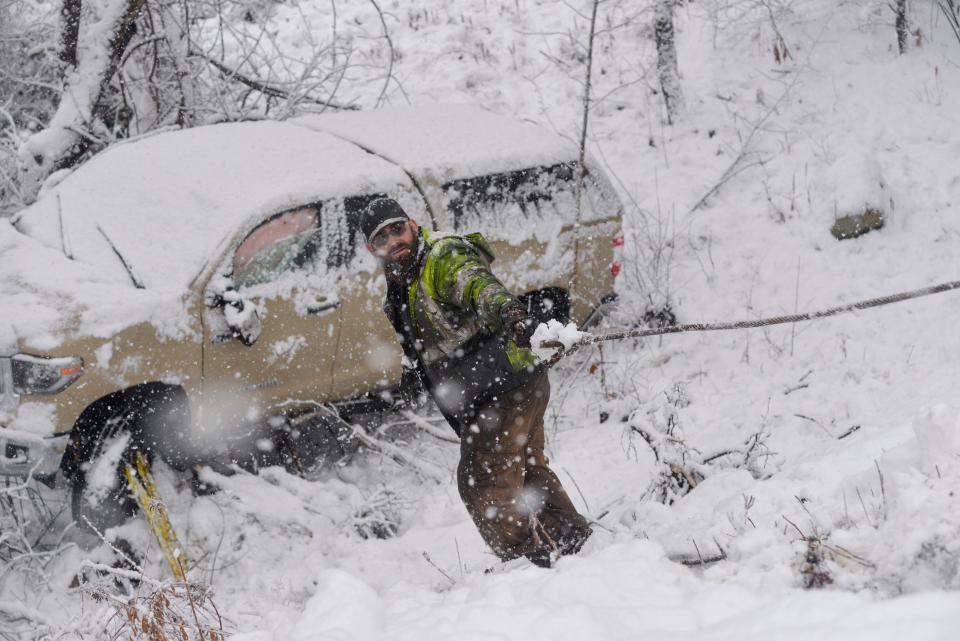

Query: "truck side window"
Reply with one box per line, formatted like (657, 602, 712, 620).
(322, 193, 386, 269)
(442, 162, 612, 231)
(233, 206, 321, 287)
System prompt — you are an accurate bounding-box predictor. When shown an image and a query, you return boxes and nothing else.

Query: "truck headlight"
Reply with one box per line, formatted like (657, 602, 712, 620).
(11, 355, 84, 395)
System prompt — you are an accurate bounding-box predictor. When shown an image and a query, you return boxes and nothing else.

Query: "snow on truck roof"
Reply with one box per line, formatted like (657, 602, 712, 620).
(293, 103, 579, 182)
(15, 120, 411, 291)
(3, 105, 578, 348)
(14, 106, 576, 292)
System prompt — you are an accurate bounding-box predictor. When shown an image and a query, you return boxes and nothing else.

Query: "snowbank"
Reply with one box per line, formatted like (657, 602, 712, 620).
(230, 537, 960, 641)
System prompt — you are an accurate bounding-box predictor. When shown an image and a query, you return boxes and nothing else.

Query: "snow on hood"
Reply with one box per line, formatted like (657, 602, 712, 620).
(0, 220, 194, 350)
(14, 120, 411, 291)
(293, 103, 579, 183)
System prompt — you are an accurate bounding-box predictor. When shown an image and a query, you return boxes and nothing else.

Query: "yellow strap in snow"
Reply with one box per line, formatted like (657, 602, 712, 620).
(123, 452, 188, 581)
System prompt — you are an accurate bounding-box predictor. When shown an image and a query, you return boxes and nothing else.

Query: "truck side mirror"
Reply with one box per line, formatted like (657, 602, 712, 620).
(223, 294, 262, 346)
(208, 277, 263, 346)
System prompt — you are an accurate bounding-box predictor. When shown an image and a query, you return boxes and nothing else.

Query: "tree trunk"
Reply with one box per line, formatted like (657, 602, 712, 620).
(895, 0, 909, 54)
(58, 0, 83, 68)
(19, 0, 146, 197)
(655, 0, 683, 124)
(575, 0, 600, 222)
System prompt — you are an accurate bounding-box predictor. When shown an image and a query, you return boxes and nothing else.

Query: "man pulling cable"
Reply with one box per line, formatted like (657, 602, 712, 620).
(361, 197, 593, 568)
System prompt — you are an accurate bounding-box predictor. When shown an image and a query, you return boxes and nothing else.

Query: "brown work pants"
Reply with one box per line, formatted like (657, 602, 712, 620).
(457, 372, 592, 565)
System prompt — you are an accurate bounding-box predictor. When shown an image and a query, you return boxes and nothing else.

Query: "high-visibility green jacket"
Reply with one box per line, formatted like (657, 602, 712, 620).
(383, 230, 540, 432)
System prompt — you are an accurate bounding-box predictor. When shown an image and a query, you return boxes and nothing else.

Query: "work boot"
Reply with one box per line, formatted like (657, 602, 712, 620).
(524, 546, 554, 568)
(518, 512, 593, 568)
(516, 515, 558, 568)
(537, 510, 594, 558)
(557, 522, 593, 556)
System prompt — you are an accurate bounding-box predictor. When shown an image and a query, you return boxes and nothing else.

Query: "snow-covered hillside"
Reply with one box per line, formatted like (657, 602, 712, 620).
(4, 1, 960, 639)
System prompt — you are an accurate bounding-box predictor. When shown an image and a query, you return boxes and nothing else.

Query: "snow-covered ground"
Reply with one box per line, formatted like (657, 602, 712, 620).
(5, 0, 960, 638)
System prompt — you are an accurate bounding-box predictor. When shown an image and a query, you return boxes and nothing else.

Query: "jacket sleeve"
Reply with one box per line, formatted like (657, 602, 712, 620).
(425, 239, 521, 331)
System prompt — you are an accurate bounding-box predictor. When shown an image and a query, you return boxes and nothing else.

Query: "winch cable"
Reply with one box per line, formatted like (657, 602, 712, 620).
(543, 278, 960, 364)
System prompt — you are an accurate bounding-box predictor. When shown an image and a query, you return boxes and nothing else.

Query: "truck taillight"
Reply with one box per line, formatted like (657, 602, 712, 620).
(611, 233, 624, 278)
(10, 355, 84, 395)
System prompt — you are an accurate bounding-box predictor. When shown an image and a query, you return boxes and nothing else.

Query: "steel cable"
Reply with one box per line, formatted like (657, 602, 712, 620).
(546, 278, 960, 363)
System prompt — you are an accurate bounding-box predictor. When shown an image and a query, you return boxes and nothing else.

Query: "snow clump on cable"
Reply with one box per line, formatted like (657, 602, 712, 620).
(530, 320, 587, 361)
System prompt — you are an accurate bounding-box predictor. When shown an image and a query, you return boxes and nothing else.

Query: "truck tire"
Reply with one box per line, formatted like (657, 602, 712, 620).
(64, 384, 187, 534)
(69, 408, 147, 534)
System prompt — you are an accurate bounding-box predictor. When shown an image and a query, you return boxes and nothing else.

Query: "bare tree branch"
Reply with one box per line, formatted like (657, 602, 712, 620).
(368, 0, 395, 108)
(575, 0, 600, 221)
(194, 50, 360, 111)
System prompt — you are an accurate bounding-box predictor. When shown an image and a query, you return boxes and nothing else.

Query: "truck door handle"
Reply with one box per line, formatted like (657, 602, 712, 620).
(307, 300, 341, 315)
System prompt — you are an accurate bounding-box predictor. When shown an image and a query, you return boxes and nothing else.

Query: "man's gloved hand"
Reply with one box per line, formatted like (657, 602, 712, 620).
(397, 362, 427, 409)
(501, 305, 536, 348)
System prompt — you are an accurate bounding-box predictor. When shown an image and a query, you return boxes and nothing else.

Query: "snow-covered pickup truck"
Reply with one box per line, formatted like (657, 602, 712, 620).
(0, 104, 623, 528)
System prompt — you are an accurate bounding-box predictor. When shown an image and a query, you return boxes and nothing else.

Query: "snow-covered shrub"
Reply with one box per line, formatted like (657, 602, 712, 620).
(0, 476, 70, 639)
(626, 382, 772, 505)
(350, 486, 407, 540)
(614, 210, 679, 329)
(799, 537, 835, 589)
(628, 383, 703, 505)
(98, 579, 226, 641)
(863, 406, 960, 593)
(0, 0, 59, 130)
(11, 0, 404, 201)
(0, 477, 55, 563)
(0, 0, 59, 215)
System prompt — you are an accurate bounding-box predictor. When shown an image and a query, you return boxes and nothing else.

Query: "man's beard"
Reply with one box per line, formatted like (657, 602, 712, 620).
(382, 240, 418, 281)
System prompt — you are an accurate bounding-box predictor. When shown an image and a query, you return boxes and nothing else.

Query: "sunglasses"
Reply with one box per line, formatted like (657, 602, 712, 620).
(370, 221, 408, 247)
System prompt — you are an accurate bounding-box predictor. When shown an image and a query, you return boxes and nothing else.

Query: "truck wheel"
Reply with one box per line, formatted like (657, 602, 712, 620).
(64, 384, 188, 534)
(70, 409, 148, 534)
